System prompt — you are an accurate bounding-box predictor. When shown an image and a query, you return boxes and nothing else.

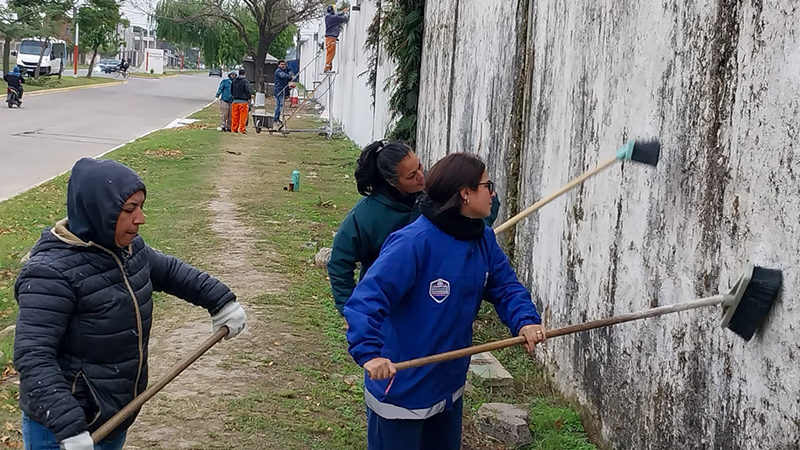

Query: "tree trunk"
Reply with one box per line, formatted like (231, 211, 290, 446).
(254, 41, 267, 94)
(2, 37, 10, 76)
(86, 48, 99, 78)
(34, 39, 50, 80)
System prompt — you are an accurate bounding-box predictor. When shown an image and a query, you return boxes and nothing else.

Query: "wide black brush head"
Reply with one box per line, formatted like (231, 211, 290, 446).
(727, 266, 783, 341)
(631, 140, 661, 166)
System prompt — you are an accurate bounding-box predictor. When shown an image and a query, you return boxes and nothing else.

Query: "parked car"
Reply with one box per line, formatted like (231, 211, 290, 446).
(98, 59, 122, 73)
(209, 68, 223, 77)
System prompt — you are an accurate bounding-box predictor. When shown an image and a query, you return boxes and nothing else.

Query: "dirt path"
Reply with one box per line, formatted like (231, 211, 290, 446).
(124, 138, 300, 449)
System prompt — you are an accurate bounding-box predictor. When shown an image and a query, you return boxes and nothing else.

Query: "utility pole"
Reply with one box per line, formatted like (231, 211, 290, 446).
(73, 5, 79, 77)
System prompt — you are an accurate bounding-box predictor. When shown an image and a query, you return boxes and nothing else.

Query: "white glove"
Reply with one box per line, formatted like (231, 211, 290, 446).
(60, 431, 93, 450)
(212, 301, 247, 339)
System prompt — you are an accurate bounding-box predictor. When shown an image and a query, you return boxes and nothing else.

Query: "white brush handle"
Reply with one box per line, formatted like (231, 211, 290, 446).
(494, 155, 619, 235)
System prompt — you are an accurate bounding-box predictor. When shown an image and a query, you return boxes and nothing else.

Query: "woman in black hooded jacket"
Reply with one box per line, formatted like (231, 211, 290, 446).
(14, 158, 247, 450)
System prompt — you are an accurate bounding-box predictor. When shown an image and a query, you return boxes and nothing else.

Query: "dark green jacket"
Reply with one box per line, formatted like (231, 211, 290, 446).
(328, 192, 500, 315)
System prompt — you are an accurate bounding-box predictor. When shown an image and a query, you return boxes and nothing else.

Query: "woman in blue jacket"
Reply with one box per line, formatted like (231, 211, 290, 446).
(344, 153, 546, 449)
(328, 142, 501, 318)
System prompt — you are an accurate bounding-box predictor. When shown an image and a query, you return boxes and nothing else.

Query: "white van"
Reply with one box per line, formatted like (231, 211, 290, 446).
(16, 38, 68, 76)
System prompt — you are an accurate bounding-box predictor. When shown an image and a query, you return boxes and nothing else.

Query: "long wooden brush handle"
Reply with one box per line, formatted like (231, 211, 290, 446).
(493, 156, 619, 235)
(91, 326, 229, 443)
(394, 295, 727, 371)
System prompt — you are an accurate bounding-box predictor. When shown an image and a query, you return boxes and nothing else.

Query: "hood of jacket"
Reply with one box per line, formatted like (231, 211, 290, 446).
(65, 158, 146, 249)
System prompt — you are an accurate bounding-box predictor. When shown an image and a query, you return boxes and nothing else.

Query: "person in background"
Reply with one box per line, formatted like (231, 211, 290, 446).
(14, 158, 246, 450)
(3, 66, 25, 101)
(215, 70, 237, 132)
(344, 152, 545, 450)
(273, 61, 295, 126)
(230, 68, 252, 134)
(324, 4, 350, 72)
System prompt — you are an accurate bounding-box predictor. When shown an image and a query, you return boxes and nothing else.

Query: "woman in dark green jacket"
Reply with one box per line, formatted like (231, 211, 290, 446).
(328, 141, 425, 315)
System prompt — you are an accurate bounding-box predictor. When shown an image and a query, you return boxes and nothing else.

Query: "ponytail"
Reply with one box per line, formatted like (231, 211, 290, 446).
(354, 140, 413, 196)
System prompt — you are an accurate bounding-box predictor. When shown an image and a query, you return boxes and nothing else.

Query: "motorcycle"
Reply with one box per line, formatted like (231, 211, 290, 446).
(6, 87, 21, 108)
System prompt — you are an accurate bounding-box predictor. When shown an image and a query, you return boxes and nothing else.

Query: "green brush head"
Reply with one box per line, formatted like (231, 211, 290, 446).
(722, 265, 783, 341)
(615, 140, 661, 167)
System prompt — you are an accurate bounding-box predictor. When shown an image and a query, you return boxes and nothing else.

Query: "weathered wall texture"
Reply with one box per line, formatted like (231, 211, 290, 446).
(416, 0, 527, 220)
(298, 1, 395, 148)
(417, 0, 799, 449)
(316, 0, 799, 447)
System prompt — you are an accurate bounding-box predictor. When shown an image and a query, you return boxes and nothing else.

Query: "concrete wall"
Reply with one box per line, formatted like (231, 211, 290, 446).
(318, 0, 799, 446)
(298, 1, 395, 148)
(416, 0, 526, 220)
(417, 0, 799, 449)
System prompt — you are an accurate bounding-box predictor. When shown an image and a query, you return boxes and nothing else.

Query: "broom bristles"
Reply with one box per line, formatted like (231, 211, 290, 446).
(631, 140, 661, 166)
(727, 266, 783, 341)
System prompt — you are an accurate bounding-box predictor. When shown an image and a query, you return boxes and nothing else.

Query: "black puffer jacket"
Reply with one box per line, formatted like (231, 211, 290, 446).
(13, 158, 235, 441)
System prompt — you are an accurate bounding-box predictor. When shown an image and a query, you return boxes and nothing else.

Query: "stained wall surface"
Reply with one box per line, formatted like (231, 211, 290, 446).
(319, 0, 800, 447)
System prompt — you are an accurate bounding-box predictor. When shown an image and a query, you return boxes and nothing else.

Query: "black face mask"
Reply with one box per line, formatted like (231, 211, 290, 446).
(418, 195, 485, 241)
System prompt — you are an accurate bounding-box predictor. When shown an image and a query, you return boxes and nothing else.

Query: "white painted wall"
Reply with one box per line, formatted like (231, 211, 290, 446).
(297, 1, 395, 149)
(417, 0, 800, 448)
(321, 0, 799, 446)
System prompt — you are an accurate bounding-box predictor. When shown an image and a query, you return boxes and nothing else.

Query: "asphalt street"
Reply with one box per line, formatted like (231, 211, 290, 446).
(0, 74, 221, 201)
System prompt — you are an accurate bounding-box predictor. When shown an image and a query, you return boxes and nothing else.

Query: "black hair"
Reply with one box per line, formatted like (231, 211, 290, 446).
(278, 60, 286, 64)
(424, 153, 485, 212)
(354, 140, 414, 196)
(238, 68, 245, 75)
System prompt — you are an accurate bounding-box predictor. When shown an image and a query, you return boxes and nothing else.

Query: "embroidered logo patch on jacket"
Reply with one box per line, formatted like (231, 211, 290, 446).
(429, 278, 450, 303)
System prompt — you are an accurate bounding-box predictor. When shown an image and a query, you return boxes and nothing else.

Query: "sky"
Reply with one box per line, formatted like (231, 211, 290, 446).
(121, 0, 153, 28)
(0, 0, 152, 28)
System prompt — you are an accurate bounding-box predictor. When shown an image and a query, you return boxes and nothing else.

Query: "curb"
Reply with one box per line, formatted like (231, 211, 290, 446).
(0, 100, 217, 204)
(129, 73, 179, 80)
(26, 80, 126, 97)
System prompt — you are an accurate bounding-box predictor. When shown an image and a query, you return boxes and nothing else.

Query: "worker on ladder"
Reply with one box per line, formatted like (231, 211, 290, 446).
(324, 4, 349, 72)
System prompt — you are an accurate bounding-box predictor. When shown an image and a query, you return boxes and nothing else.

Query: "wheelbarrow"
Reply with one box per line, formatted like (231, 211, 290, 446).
(251, 108, 274, 134)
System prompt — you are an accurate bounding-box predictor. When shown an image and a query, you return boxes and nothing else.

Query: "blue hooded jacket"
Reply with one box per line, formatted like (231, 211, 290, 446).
(344, 216, 540, 418)
(14, 158, 235, 441)
(3, 66, 24, 89)
(215, 72, 235, 103)
(274, 67, 293, 96)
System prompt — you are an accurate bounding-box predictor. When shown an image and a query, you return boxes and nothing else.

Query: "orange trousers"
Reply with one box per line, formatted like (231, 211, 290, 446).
(325, 37, 337, 71)
(231, 102, 249, 133)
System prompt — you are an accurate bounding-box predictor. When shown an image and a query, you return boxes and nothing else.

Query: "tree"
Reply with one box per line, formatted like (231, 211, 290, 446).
(268, 24, 297, 60)
(362, 0, 425, 145)
(8, 0, 75, 80)
(155, 1, 249, 69)
(155, 0, 324, 92)
(78, 0, 127, 78)
(0, 5, 35, 75)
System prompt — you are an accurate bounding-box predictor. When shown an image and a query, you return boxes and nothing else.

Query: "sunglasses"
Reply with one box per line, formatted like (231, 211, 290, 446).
(476, 180, 495, 194)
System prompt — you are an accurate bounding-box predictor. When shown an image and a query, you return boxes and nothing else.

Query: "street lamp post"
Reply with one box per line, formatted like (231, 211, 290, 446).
(73, 5, 79, 77)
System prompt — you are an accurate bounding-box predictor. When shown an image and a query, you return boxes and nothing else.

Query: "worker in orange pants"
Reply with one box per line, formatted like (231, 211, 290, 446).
(230, 68, 252, 133)
(230, 102, 249, 134)
(324, 5, 349, 72)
